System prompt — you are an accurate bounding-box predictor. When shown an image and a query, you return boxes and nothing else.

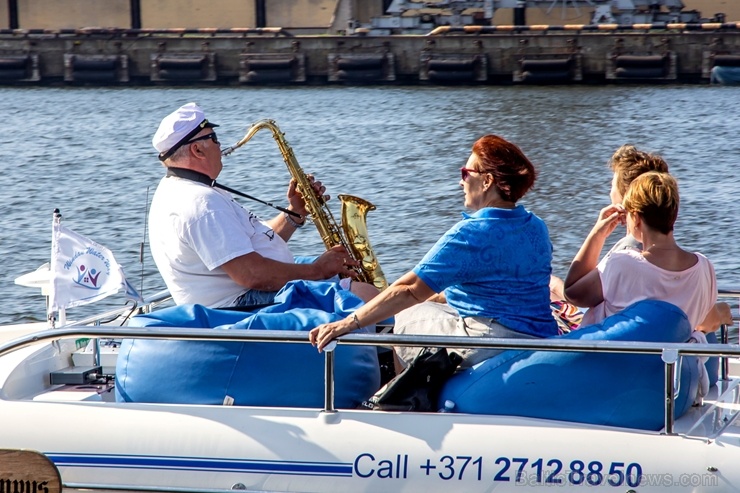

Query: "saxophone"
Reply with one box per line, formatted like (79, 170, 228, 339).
(222, 119, 388, 291)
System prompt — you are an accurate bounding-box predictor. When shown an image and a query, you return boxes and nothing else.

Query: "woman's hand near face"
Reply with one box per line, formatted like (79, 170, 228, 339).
(564, 203, 621, 305)
(591, 204, 625, 239)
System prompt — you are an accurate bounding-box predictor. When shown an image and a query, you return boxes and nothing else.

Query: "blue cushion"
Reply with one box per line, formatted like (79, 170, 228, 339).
(439, 300, 698, 430)
(115, 281, 380, 408)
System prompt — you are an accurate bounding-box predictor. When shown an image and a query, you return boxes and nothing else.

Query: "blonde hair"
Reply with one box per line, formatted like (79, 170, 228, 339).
(622, 171, 679, 234)
(609, 145, 669, 197)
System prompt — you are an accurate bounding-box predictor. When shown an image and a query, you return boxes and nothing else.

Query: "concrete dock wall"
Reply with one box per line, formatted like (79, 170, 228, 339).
(0, 27, 738, 85)
(2, 1, 740, 32)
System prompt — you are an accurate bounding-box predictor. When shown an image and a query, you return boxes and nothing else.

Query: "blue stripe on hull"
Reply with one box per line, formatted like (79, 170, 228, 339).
(47, 453, 353, 477)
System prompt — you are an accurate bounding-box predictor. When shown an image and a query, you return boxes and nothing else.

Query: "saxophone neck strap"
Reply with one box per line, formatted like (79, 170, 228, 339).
(166, 166, 214, 186)
(165, 167, 302, 218)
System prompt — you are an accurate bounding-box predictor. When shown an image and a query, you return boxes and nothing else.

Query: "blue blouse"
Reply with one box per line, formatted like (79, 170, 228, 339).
(412, 206, 557, 338)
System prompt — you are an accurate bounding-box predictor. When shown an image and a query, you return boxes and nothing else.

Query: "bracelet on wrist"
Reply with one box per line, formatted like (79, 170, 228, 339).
(284, 211, 305, 228)
(351, 313, 362, 330)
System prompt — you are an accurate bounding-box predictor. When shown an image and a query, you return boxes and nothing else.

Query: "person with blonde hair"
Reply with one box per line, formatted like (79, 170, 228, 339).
(552, 145, 730, 332)
(605, 144, 670, 252)
(564, 172, 717, 329)
(548, 144, 670, 329)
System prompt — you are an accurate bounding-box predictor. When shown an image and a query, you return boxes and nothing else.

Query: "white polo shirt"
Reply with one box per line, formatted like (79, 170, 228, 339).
(149, 176, 294, 307)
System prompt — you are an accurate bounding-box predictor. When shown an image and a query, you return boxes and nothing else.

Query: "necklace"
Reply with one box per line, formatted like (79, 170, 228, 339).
(643, 244, 679, 256)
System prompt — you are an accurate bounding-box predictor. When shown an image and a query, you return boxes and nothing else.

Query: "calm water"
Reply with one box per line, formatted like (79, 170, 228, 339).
(2, 85, 739, 325)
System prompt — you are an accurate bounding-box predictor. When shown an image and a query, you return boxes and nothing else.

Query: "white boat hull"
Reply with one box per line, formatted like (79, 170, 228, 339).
(2, 399, 740, 492)
(2, 295, 739, 492)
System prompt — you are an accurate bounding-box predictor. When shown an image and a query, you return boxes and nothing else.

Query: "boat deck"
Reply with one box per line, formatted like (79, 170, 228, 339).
(1, 307, 740, 492)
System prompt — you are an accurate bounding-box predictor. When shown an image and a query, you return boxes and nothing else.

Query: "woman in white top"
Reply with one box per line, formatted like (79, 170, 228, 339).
(564, 171, 717, 329)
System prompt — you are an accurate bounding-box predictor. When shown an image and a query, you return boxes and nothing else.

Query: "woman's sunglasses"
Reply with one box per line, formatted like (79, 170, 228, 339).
(460, 167, 481, 181)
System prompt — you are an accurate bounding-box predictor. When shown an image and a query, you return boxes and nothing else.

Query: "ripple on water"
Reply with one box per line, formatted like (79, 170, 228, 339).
(2, 85, 739, 324)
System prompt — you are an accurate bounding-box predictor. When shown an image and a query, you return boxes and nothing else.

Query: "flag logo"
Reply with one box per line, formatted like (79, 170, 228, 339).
(66, 249, 111, 290)
(49, 222, 142, 313)
(75, 264, 101, 288)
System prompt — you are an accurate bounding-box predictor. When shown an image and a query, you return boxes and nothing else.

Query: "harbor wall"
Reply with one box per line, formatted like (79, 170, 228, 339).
(1, 1, 739, 31)
(1, 27, 738, 85)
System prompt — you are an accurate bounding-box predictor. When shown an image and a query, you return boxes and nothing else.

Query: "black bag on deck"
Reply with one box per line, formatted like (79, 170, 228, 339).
(362, 347, 463, 412)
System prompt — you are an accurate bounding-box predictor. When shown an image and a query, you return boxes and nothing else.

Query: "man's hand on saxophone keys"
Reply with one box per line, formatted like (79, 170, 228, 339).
(287, 174, 329, 216)
(314, 245, 360, 280)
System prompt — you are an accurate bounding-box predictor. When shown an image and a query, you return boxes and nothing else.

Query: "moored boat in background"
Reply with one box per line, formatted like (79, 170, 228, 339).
(710, 64, 740, 84)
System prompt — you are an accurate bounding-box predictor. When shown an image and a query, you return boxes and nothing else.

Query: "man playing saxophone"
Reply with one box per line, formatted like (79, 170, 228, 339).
(149, 102, 379, 307)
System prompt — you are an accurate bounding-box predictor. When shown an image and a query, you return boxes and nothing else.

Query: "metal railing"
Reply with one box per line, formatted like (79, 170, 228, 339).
(1, 324, 739, 435)
(58, 289, 172, 328)
(0, 27, 294, 38)
(426, 22, 740, 36)
(718, 287, 740, 380)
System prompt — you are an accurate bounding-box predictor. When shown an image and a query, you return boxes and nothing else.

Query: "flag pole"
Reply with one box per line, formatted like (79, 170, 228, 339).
(49, 209, 66, 328)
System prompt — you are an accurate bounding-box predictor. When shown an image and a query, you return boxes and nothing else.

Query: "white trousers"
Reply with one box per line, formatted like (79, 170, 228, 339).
(393, 301, 537, 369)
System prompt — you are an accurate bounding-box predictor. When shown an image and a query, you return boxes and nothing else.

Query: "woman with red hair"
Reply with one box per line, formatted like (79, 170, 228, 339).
(310, 134, 558, 369)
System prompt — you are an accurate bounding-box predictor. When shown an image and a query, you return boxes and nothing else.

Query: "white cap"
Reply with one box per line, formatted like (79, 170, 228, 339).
(152, 102, 218, 160)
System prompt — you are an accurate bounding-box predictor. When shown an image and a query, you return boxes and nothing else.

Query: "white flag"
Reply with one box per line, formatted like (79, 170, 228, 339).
(49, 222, 143, 312)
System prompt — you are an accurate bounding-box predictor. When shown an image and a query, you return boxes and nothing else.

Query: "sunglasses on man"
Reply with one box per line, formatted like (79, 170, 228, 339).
(187, 132, 220, 145)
